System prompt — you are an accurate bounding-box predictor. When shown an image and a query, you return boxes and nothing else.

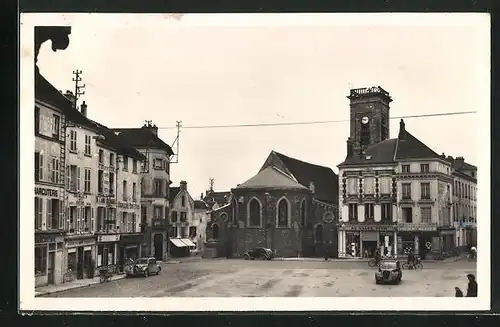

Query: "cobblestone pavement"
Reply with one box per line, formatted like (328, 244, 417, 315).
(41, 259, 477, 298)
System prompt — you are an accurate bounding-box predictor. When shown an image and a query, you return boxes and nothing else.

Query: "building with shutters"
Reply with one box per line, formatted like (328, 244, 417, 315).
(448, 156, 477, 249)
(206, 151, 339, 258)
(168, 181, 198, 256)
(112, 123, 174, 260)
(337, 86, 454, 259)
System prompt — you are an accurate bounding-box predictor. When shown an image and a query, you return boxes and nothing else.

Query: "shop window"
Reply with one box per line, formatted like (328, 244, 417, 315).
(189, 226, 197, 238)
(277, 198, 289, 227)
(402, 183, 412, 199)
(212, 224, 220, 240)
(35, 246, 47, 276)
(248, 198, 262, 227)
(348, 203, 358, 222)
(315, 224, 323, 244)
(67, 251, 77, 272)
(402, 207, 413, 223)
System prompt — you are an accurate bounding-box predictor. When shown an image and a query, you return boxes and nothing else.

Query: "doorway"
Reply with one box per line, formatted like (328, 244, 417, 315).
(83, 249, 92, 278)
(48, 252, 55, 284)
(154, 233, 164, 260)
(362, 241, 378, 258)
(77, 247, 84, 279)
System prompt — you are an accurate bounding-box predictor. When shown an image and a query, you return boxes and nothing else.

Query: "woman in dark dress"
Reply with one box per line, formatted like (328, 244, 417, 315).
(466, 274, 478, 297)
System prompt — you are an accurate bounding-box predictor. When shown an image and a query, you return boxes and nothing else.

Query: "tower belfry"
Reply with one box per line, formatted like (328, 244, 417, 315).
(347, 86, 393, 152)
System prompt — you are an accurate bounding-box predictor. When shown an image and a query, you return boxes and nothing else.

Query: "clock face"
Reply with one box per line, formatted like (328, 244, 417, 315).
(361, 116, 370, 124)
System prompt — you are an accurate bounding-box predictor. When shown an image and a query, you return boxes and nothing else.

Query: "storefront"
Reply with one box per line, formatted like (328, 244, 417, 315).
(64, 236, 96, 282)
(438, 227, 456, 255)
(397, 223, 437, 259)
(118, 233, 144, 272)
(338, 224, 397, 258)
(35, 232, 64, 287)
(97, 234, 120, 272)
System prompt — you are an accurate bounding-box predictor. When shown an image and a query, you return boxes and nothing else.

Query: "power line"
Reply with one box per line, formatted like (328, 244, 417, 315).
(157, 110, 477, 130)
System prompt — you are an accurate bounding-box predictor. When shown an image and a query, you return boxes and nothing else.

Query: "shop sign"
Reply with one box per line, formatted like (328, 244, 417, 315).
(340, 224, 396, 232)
(98, 234, 121, 243)
(118, 202, 140, 210)
(35, 234, 58, 243)
(96, 195, 116, 206)
(34, 187, 58, 197)
(398, 224, 437, 232)
(65, 238, 95, 248)
(120, 233, 144, 244)
(439, 229, 455, 235)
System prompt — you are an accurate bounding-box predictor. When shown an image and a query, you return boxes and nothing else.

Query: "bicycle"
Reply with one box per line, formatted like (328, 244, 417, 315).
(368, 258, 379, 267)
(402, 261, 423, 269)
(466, 253, 477, 261)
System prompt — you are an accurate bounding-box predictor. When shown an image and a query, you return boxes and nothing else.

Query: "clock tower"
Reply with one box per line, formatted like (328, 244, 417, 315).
(347, 86, 392, 151)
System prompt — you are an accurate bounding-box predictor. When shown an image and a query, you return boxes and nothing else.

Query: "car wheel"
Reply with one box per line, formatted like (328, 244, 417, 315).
(157, 266, 161, 275)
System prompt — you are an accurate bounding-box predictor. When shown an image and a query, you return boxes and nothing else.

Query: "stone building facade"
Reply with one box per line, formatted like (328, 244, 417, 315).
(113, 123, 174, 260)
(338, 86, 455, 259)
(448, 156, 477, 248)
(206, 151, 339, 258)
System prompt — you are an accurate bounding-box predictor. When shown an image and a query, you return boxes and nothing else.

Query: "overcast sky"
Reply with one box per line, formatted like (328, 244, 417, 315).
(29, 14, 489, 199)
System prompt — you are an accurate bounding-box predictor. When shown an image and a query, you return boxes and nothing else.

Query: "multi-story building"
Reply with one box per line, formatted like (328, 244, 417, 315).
(168, 181, 197, 256)
(113, 122, 174, 260)
(91, 121, 145, 272)
(193, 199, 209, 252)
(448, 156, 477, 248)
(337, 87, 454, 259)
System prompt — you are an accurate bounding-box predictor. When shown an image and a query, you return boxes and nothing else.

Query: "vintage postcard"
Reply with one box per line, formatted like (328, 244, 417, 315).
(19, 13, 490, 312)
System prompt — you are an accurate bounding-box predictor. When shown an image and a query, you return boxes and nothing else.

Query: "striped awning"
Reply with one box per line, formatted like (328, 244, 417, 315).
(170, 238, 188, 247)
(180, 238, 196, 247)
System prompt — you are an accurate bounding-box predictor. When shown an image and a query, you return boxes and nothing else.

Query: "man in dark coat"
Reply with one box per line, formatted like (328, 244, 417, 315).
(466, 274, 478, 297)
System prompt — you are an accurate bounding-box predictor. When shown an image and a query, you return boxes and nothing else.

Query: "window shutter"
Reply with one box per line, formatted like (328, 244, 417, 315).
(91, 208, 94, 232)
(77, 167, 81, 191)
(39, 154, 44, 180)
(66, 165, 70, 189)
(46, 199, 52, 229)
(59, 201, 64, 230)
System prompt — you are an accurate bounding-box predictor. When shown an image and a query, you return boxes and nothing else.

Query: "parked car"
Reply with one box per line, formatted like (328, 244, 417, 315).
(375, 260, 402, 284)
(124, 257, 161, 278)
(243, 247, 274, 260)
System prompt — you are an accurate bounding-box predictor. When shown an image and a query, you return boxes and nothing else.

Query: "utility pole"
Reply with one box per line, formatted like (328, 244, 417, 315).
(72, 69, 86, 110)
(170, 120, 182, 164)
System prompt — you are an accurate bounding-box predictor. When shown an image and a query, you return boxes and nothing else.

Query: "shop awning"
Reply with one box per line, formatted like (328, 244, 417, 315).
(170, 238, 189, 247)
(180, 238, 196, 247)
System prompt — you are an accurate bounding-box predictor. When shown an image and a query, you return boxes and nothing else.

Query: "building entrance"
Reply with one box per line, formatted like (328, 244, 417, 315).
(77, 247, 84, 279)
(154, 233, 164, 260)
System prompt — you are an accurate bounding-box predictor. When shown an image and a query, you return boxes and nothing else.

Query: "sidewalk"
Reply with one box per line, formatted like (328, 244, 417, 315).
(161, 256, 204, 264)
(35, 274, 126, 297)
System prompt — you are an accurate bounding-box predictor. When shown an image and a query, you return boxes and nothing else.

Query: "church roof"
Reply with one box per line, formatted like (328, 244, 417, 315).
(233, 166, 310, 192)
(339, 120, 445, 167)
(272, 151, 338, 203)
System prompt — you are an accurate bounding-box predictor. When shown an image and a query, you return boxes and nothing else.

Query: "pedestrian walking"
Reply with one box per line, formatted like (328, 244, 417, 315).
(466, 274, 478, 297)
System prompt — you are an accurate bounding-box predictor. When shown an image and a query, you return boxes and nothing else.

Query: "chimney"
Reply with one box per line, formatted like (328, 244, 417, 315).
(455, 157, 465, 169)
(180, 180, 187, 191)
(143, 121, 158, 136)
(80, 101, 87, 117)
(309, 182, 315, 194)
(63, 90, 76, 108)
(346, 137, 354, 158)
(398, 119, 406, 140)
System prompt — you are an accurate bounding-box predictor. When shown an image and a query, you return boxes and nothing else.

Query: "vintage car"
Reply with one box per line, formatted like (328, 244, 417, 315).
(243, 247, 274, 260)
(124, 257, 161, 277)
(375, 260, 402, 284)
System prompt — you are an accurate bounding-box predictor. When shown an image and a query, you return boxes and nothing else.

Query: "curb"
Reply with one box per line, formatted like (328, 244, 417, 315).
(35, 274, 126, 297)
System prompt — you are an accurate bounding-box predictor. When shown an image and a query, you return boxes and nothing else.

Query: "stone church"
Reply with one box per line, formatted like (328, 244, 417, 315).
(205, 151, 339, 258)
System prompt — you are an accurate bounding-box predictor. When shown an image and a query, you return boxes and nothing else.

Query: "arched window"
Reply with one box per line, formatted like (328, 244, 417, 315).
(277, 198, 289, 227)
(248, 198, 261, 227)
(212, 224, 219, 240)
(315, 224, 323, 244)
(300, 199, 306, 226)
(232, 199, 237, 224)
